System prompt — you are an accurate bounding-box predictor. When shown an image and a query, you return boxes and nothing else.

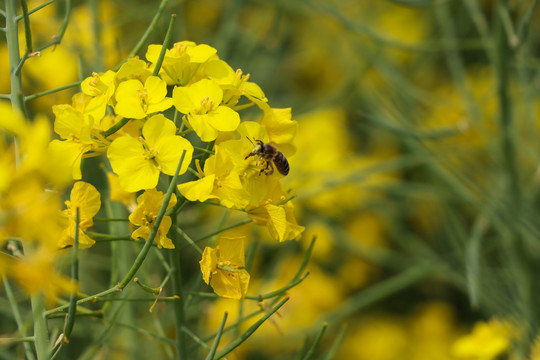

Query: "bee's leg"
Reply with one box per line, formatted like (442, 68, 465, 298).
(258, 160, 266, 175)
(266, 161, 274, 175)
(257, 156, 267, 175)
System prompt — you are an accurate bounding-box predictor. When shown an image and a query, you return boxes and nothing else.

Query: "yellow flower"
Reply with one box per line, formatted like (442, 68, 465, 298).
(0, 102, 72, 185)
(247, 200, 304, 242)
(80, 70, 116, 121)
(129, 189, 177, 248)
(114, 76, 173, 119)
(177, 144, 249, 209)
(146, 41, 217, 86)
(200, 236, 250, 299)
(49, 103, 110, 179)
(9, 246, 77, 304)
(115, 57, 152, 83)
(206, 59, 267, 107)
(1, 178, 64, 248)
(107, 114, 193, 192)
(451, 318, 516, 360)
(173, 79, 240, 141)
(239, 164, 304, 242)
(58, 181, 101, 249)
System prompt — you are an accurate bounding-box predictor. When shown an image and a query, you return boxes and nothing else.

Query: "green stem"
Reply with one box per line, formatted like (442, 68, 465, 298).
(301, 323, 327, 360)
(104, 117, 130, 137)
(174, 226, 203, 255)
(5, 0, 27, 116)
(15, 0, 55, 21)
(44, 286, 120, 317)
(205, 312, 227, 360)
(3, 276, 36, 360)
(495, 0, 520, 208)
(24, 81, 81, 102)
(152, 14, 176, 76)
(31, 294, 49, 360)
(245, 272, 309, 302)
(169, 196, 187, 359)
(34, 0, 72, 53)
(20, 0, 33, 52)
(213, 297, 289, 360)
(62, 208, 80, 343)
(323, 324, 347, 360)
(494, 0, 533, 343)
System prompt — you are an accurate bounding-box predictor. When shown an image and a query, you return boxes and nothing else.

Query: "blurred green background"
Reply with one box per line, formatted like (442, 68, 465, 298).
(3, 0, 540, 359)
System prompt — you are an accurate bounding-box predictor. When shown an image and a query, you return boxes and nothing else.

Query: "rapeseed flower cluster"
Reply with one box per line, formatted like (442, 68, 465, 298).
(47, 41, 303, 299)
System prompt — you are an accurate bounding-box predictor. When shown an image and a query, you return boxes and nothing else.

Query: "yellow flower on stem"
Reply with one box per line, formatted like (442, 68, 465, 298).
(107, 114, 193, 192)
(173, 79, 240, 141)
(59, 181, 101, 249)
(177, 144, 249, 208)
(129, 188, 177, 249)
(200, 236, 250, 299)
(146, 41, 217, 86)
(114, 76, 173, 119)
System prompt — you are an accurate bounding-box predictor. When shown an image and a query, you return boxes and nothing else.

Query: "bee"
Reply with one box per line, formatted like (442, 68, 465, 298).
(245, 138, 289, 176)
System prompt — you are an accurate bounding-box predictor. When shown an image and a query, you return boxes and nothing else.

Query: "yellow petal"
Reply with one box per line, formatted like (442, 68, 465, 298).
(154, 135, 194, 176)
(210, 268, 250, 299)
(187, 44, 217, 63)
(115, 79, 146, 119)
(200, 247, 218, 284)
(157, 216, 175, 249)
(208, 106, 240, 132)
(142, 114, 176, 144)
(177, 175, 218, 202)
(218, 237, 246, 266)
(172, 85, 198, 114)
(108, 136, 160, 192)
(48, 140, 87, 180)
(187, 114, 219, 142)
(69, 181, 101, 225)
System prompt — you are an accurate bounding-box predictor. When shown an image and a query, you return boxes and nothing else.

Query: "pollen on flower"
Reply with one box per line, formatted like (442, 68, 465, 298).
(200, 96, 215, 112)
(173, 42, 188, 54)
(89, 73, 99, 87)
(137, 88, 148, 100)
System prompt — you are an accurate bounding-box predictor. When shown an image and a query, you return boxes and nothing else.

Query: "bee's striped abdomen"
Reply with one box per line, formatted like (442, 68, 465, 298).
(274, 152, 289, 176)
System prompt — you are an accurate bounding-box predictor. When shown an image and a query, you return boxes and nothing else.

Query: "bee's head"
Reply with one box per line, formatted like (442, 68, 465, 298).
(245, 137, 263, 159)
(246, 137, 263, 153)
